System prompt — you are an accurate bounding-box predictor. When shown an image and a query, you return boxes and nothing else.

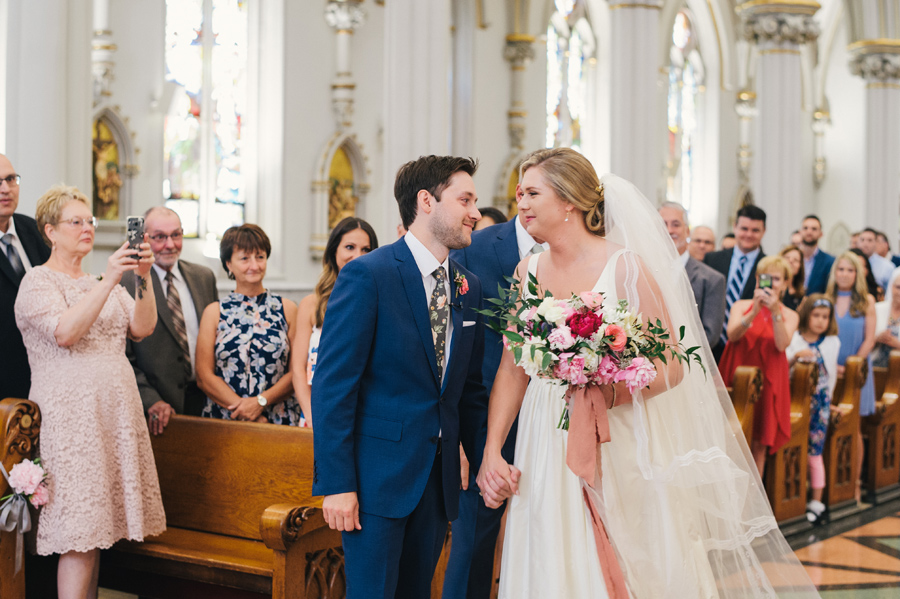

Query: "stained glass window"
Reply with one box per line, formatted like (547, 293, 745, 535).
(665, 10, 705, 210)
(546, 0, 595, 151)
(164, 0, 249, 238)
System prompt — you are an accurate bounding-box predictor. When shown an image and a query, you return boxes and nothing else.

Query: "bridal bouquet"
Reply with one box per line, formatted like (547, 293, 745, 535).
(482, 273, 704, 430)
(0, 458, 49, 533)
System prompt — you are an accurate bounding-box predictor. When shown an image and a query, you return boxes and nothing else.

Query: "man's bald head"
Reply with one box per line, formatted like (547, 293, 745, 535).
(144, 206, 184, 271)
(688, 225, 716, 261)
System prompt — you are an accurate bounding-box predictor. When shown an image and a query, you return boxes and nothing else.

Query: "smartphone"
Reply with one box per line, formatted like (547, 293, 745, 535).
(759, 273, 772, 289)
(126, 216, 145, 251)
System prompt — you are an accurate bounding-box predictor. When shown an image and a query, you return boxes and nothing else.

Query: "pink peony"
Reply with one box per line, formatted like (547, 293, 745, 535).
(579, 291, 604, 310)
(615, 357, 658, 394)
(594, 354, 619, 385)
(567, 310, 603, 338)
(8, 459, 44, 496)
(605, 324, 627, 352)
(29, 482, 49, 507)
(566, 355, 589, 385)
(554, 353, 574, 381)
(548, 325, 575, 350)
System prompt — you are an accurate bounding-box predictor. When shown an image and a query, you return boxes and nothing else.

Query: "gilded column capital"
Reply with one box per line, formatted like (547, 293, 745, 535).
(848, 40, 900, 80)
(737, 1, 821, 45)
(325, 0, 366, 31)
(504, 36, 536, 65)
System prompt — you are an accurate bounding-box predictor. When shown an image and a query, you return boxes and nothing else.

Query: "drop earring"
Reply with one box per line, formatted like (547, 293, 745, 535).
(565, 210, 570, 222)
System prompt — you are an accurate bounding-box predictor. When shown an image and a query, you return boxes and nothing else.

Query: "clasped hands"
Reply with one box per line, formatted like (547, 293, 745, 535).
(475, 452, 521, 509)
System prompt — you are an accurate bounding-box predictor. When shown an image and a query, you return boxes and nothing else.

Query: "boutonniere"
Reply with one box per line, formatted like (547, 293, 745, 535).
(454, 271, 469, 298)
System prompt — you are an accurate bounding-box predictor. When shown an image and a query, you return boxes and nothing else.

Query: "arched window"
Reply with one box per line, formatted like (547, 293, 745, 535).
(546, 0, 595, 151)
(164, 0, 249, 239)
(665, 9, 705, 210)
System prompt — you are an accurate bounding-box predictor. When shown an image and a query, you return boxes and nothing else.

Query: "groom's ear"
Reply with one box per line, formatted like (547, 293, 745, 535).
(418, 189, 434, 215)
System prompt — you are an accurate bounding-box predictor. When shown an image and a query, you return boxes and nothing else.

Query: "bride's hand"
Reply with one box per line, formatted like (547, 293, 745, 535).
(476, 451, 521, 509)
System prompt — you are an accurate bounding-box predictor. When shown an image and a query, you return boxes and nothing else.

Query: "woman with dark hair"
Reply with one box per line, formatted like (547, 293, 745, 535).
(779, 245, 806, 311)
(850, 247, 882, 301)
(292, 217, 378, 427)
(196, 224, 301, 424)
(473, 206, 509, 231)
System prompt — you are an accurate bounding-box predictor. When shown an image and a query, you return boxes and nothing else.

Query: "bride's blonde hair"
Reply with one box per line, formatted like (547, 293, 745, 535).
(518, 148, 605, 236)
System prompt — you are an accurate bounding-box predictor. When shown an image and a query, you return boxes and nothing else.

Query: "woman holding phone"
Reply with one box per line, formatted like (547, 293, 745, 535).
(719, 255, 799, 476)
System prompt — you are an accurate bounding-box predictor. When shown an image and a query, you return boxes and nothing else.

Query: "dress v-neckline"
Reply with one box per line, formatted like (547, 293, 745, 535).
(527, 250, 624, 297)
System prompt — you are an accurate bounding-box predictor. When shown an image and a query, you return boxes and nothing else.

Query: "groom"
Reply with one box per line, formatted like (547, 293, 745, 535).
(311, 155, 489, 599)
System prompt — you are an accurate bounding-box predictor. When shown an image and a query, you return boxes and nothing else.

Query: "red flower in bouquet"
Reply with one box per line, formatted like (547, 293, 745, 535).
(567, 310, 603, 338)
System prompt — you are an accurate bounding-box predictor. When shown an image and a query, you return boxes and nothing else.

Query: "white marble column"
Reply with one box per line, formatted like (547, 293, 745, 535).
(850, 42, 900, 243)
(326, 0, 365, 130)
(738, 1, 820, 248)
(382, 0, 451, 233)
(604, 0, 662, 200)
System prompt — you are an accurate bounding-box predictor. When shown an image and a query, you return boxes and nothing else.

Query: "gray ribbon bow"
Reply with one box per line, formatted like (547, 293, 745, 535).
(0, 463, 32, 534)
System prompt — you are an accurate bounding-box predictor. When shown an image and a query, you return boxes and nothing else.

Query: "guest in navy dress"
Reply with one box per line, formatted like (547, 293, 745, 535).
(291, 217, 378, 428)
(196, 224, 300, 425)
(826, 251, 876, 502)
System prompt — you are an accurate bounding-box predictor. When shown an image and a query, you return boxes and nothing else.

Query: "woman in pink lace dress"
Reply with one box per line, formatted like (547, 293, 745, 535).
(14, 185, 165, 598)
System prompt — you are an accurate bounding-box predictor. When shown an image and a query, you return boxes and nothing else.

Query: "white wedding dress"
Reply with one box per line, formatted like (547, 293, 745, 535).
(498, 242, 820, 598)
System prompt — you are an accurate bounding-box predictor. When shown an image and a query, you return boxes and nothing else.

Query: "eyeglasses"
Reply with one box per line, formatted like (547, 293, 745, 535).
(59, 217, 98, 229)
(0, 174, 20, 187)
(149, 231, 184, 243)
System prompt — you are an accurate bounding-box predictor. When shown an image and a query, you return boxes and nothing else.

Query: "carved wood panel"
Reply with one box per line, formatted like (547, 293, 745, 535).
(305, 547, 345, 599)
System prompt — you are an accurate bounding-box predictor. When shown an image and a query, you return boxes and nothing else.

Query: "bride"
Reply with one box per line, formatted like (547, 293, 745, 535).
(475, 148, 820, 598)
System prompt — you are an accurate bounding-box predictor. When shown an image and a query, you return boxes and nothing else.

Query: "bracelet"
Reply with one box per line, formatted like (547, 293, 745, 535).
(610, 385, 617, 409)
(772, 312, 784, 322)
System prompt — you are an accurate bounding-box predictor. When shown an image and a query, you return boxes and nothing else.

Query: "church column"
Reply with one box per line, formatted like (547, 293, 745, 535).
(326, 0, 364, 131)
(604, 0, 662, 200)
(91, 0, 115, 107)
(382, 0, 451, 233)
(737, 0, 820, 247)
(849, 41, 900, 243)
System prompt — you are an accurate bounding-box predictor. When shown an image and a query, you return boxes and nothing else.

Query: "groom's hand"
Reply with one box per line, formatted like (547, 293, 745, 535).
(323, 492, 362, 531)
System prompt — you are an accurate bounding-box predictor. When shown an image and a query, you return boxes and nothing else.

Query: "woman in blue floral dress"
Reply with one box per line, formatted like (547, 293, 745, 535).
(196, 224, 301, 425)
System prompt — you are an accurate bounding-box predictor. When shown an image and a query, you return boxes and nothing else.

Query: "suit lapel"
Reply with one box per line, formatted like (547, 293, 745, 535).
(493, 220, 520, 285)
(153, 269, 180, 341)
(15, 214, 49, 266)
(443, 261, 466, 393)
(395, 240, 441, 387)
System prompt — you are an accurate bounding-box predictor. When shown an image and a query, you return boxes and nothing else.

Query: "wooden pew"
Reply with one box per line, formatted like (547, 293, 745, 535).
(764, 362, 815, 522)
(99, 416, 343, 599)
(0, 398, 41, 599)
(727, 365, 762, 444)
(824, 356, 865, 509)
(863, 350, 900, 500)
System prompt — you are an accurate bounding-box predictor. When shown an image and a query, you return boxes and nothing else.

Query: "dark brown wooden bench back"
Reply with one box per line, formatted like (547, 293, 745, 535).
(150, 415, 316, 541)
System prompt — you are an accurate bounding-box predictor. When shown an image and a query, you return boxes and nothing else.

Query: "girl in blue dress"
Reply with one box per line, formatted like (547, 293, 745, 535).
(196, 224, 301, 425)
(827, 252, 876, 503)
(787, 294, 840, 523)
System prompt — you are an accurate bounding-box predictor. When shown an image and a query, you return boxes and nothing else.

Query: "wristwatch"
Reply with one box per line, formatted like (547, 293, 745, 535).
(772, 313, 784, 322)
(257, 394, 269, 407)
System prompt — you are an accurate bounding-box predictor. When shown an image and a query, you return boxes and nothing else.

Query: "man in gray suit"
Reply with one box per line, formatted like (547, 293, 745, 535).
(659, 202, 726, 347)
(122, 207, 218, 434)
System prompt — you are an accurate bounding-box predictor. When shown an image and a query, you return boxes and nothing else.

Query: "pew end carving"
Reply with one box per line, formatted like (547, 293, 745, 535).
(863, 350, 900, 500)
(825, 357, 864, 508)
(0, 397, 41, 599)
(765, 362, 815, 522)
(728, 365, 762, 444)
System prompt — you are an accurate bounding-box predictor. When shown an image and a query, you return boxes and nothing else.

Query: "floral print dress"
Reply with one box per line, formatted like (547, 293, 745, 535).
(201, 291, 301, 425)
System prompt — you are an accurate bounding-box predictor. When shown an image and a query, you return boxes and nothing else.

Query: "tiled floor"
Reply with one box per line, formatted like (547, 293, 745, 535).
(788, 499, 900, 597)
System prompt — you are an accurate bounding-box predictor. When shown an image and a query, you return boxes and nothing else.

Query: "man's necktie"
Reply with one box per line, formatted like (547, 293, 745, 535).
(1, 234, 25, 279)
(429, 266, 449, 383)
(165, 270, 192, 377)
(721, 255, 749, 346)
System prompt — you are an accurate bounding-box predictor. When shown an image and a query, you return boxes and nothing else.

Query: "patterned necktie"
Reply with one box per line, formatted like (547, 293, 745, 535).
(165, 270, 192, 377)
(721, 255, 749, 346)
(429, 266, 449, 383)
(1, 234, 25, 279)
(530, 243, 545, 255)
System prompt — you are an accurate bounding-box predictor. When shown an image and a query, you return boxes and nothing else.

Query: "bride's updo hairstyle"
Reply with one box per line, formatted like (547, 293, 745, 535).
(518, 147, 605, 236)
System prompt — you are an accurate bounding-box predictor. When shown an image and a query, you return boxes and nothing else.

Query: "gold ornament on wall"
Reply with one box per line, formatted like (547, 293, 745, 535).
(92, 118, 124, 221)
(328, 146, 358, 228)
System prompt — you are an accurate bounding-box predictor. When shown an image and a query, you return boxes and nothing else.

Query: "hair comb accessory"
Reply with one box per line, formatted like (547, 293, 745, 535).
(812, 298, 832, 308)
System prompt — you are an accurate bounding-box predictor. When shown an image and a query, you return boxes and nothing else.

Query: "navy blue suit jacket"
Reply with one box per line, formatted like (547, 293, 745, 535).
(450, 219, 519, 397)
(805, 249, 835, 295)
(311, 238, 488, 521)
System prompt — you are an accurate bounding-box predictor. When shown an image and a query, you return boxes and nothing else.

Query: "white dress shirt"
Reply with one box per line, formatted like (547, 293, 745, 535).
(1, 218, 34, 271)
(153, 261, 200, 379)
(404, 231, 453, 375)
(678, 247, 690, 267)
(515, 215, 548, 260)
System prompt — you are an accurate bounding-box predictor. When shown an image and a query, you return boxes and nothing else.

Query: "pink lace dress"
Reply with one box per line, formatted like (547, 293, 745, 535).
(14, 266, 166, 555)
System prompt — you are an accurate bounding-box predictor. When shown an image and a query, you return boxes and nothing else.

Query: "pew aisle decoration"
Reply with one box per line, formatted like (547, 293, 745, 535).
(0, 458, 49, 533)
(482, 274, 704, 430)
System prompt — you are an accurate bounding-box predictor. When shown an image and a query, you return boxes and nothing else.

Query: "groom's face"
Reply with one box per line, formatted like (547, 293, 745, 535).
(431, 171, 481, 250)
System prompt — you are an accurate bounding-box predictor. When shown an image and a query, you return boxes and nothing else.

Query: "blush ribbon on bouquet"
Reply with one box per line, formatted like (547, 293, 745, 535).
(565, 384, 628, 599)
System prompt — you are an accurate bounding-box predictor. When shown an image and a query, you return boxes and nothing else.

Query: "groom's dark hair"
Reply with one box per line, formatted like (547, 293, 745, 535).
(395, 155, 478, 229)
